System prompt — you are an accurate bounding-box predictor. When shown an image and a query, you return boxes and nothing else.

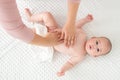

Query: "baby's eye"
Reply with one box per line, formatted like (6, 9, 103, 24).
(96, 41, 98, 45)
(97, 48, 99, 52)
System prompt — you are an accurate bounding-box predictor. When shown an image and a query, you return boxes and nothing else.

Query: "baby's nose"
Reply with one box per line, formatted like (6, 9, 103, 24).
(91, 45, 96, 49)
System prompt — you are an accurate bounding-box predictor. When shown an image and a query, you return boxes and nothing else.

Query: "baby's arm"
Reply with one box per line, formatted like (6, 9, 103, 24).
(75, 14, 93, 28)
(57, 55, 85, 77)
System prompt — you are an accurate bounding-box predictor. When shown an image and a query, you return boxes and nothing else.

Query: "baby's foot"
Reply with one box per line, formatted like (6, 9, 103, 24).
(85, 14, 93, 22)
(57, 71, 65, 77)
(24, 8, 32, 21)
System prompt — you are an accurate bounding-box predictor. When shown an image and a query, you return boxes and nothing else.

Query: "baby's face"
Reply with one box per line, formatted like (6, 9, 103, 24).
(85, 37, 110, 57)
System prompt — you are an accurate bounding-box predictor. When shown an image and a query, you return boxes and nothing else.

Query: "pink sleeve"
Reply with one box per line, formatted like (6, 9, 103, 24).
(68, 0, 80, 3)
(0, 0, 34, 43)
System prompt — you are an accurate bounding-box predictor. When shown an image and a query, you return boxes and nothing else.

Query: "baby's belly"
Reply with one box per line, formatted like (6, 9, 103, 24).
(54, 44, 80, 56)
(54, 29, 86, 55)
(54, 44, 73, 54)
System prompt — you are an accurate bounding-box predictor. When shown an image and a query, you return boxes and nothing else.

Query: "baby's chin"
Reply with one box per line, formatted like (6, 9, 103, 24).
(85, 50, 92, 56)
(85, 44, 88, 52)
(86, 52, 98, 57)
(87, 52, 92, 56)
(85, 46, 90, 54)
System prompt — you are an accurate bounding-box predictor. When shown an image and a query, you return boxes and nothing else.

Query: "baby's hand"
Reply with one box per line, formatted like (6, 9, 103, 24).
(85, 14, 93, 22)
(57, 71, 65, 77)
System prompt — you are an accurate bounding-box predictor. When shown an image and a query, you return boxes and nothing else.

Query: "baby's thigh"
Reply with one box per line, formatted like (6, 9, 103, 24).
(46, 26, 61, 32)
(46, 25, 57, 32)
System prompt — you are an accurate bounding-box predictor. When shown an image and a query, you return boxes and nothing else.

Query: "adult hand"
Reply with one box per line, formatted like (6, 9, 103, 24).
(61, 24, 76, 47)
(45, 31, 63, 46)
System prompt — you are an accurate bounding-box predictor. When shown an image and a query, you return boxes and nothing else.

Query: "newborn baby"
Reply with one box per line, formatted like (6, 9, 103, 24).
(25, 8, 112, 77)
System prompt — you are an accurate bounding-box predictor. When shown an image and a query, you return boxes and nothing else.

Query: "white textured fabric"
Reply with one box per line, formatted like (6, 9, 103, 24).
(30, 23, 54, 62)
(0, 0, 120, 80)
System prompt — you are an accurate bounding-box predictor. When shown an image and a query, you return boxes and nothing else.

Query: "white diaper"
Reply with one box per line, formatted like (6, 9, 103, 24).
(30, 23, 54, 62)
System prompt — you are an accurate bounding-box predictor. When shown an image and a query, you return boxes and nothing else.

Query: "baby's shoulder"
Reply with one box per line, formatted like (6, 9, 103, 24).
(71, 47, 86, 57)
(77, 28, 86, 35)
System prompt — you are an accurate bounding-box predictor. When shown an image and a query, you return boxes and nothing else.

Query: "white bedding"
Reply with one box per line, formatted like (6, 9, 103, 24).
(0, 0, 120, 80)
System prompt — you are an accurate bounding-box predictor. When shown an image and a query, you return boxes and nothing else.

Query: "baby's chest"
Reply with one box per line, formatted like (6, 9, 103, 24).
(69, 35, 86, 56)
(69, 44, 85, 56)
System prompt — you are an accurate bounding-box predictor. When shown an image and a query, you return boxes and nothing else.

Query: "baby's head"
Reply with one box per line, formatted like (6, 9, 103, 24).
(85, 37, 112, 57)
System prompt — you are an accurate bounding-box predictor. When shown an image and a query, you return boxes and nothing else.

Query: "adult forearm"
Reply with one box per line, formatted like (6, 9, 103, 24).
(67, 0, 80, 24)
(29, 34, 49, 46)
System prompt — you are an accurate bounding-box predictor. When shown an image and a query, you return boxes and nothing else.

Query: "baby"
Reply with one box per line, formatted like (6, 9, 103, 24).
(25, 8, 112, 77)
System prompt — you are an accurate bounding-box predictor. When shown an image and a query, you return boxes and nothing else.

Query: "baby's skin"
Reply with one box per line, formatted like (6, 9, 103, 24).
(54, 15, 93, 76)
(25, 9, 110, 77)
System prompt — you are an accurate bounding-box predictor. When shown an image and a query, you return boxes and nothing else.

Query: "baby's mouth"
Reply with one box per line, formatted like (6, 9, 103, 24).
(89, 45, 91, 49)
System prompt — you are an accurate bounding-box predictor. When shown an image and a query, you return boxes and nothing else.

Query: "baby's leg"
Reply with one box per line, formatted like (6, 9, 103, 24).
(25, 8, 58, 31)
(75, 14, 93, 28)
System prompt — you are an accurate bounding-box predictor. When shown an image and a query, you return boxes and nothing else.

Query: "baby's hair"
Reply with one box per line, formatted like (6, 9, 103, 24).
(100, 37, 112, 55)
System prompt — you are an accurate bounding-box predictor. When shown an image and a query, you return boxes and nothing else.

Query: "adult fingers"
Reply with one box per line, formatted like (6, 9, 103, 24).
(70, 35, 75, 46)
(66, 34, 76, 47)
(60, 32, 65, 39)
(64, 33, 69, 47)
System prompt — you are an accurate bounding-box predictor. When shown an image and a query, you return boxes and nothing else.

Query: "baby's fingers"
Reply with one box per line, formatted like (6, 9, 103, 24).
(57, 72, 65, 77)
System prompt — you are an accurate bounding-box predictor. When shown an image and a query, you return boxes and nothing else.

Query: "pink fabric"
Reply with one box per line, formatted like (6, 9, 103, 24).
(69, 0, 80, 3)
(0, 0, 79, 42)
(0, 0, 34, 43)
